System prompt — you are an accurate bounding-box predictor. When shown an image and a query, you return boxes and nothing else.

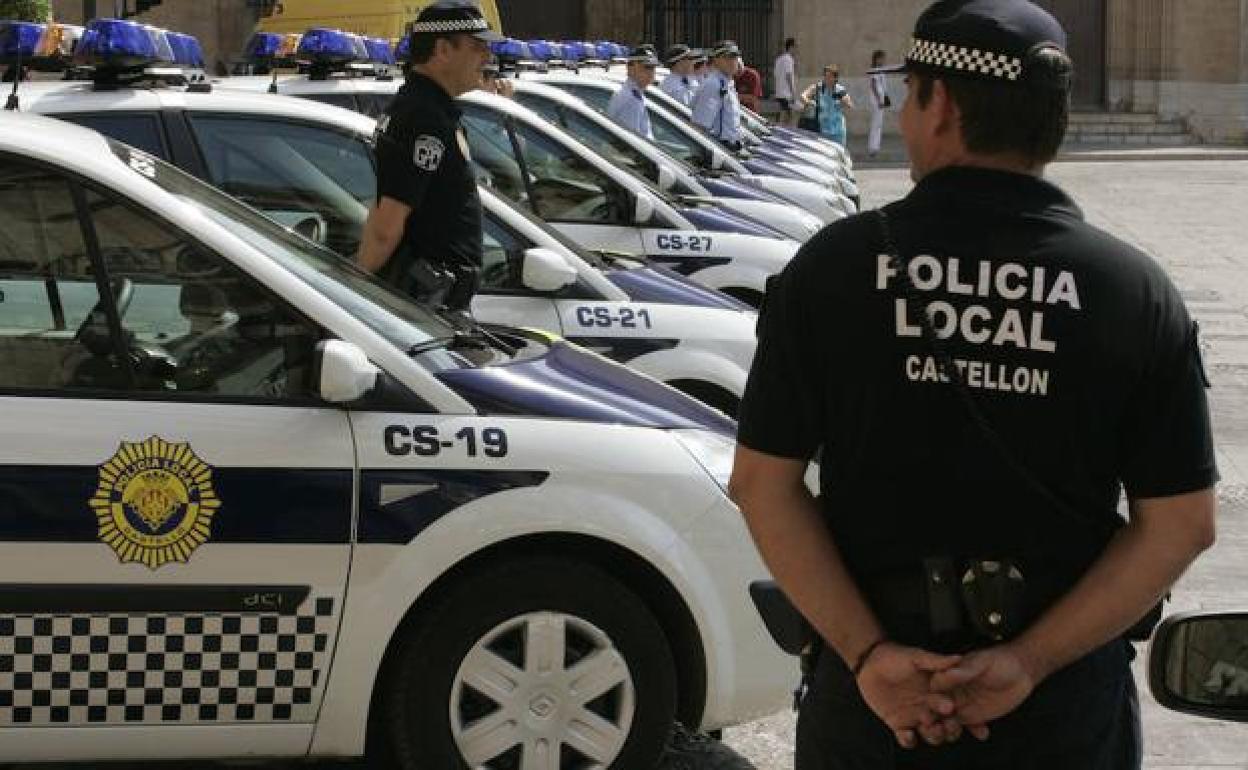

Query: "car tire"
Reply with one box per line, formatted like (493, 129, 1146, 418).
(381, 557, 678, 769)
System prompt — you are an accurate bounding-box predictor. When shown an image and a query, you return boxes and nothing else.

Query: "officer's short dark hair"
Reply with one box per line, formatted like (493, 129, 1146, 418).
(785, 37, 796, 51)
(409, 33, 467, 65)
(912, 46, 1072, 166)
(871, 49, 886, 63)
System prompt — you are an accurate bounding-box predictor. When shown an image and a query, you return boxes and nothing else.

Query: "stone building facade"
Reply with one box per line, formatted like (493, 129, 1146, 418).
(47, 1, 1248, 143)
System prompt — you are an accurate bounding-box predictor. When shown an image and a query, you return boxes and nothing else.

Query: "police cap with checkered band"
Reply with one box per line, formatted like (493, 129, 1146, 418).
(409, 0, 503, 43)
(871, 0, 1071, 90)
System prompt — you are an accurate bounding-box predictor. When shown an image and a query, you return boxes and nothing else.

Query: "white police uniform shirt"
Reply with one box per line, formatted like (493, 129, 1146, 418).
(607, 78, 654, 140)
(691, 69, 742, 145)
(660, 72, 698, 108)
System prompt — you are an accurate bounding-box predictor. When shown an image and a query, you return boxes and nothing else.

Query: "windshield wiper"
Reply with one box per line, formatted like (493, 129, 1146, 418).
(406, 330, 491, 358)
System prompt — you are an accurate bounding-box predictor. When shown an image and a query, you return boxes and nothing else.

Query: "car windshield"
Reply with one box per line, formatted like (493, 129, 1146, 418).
(106, 140, 472, 370)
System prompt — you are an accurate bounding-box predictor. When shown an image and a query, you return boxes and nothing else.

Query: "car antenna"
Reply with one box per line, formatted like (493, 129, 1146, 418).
(4, 46, 21, 111)
(268, 68, 279, 94)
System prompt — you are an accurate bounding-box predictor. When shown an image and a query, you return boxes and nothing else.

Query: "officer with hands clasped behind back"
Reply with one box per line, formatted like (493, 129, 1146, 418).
(607, 45, 659, 141)
(730, 1, 1218, 768)
(659, 43, 701, 108)
(356, 0, 500, 312)
(692, 40, 745, 151)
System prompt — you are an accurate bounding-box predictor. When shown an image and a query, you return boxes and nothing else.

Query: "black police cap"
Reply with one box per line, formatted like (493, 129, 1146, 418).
(410, 0, 503, 43)
(627, 45, 660, 67)
(663, 44, 697, 66)
(872, 0, 1070, 90)
(709, 40, 741, 59)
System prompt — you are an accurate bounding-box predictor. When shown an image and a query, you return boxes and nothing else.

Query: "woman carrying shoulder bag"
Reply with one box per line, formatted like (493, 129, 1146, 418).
(799, 65, 853, 146)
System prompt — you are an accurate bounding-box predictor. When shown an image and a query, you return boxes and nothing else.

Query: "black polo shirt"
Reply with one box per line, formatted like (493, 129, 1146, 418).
(738, 166, 1217, 597)
(374, 72, 482, 284)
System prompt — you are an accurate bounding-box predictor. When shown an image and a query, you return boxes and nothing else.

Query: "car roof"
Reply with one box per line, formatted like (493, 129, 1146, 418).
(15, 79, 377, 137)
(0, 109, 119, 169)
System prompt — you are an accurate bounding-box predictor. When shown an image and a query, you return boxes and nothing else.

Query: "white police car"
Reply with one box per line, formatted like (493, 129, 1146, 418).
(458, 89, 799, 307)
(506, 78, 849, 228)
(222, 67, 837, 238)
(533, 69, 860, 205)
(0, 103, 792, 767)
(9, 29, 765, 416)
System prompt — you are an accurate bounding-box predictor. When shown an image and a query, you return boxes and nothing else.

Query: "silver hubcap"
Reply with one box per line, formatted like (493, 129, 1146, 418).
(450, 611, 635, 769)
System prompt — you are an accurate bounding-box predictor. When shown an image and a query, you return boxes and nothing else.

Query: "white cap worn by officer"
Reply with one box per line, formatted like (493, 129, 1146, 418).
(691, 40, 744, 149)
(659, 43, 701, 108)
(606, 45, 659, 140)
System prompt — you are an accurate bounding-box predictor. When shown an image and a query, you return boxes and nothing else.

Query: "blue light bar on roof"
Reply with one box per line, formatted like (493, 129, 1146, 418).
(593, 41, 615, 60)
(167, 32, 204, 68)
(76, 18, 160, 69)
(393, 35, 411, 63)
(142, 25, 175, 64)
(364, 37, 394, 65)
(561, 41, 589, 61)
(298, 28, 359, 65)
(491, 37, 529, 61)
(526, 40, 554, 61)
(245, 31, 282, 60)
(0, 21, 45, 62)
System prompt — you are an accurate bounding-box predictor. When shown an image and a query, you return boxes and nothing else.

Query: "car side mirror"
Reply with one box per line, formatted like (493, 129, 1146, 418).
(316, 340, 380, 404)
(657, 164, 677, 191)
(1149, 612, 1248, 723)
(522, 247, 578, 292)
(634, 193, 656, 225)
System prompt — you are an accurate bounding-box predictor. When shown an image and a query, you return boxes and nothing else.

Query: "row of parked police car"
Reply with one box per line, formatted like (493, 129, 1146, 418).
(1, 16, 1245, 770)
(0, 18, 848, 769)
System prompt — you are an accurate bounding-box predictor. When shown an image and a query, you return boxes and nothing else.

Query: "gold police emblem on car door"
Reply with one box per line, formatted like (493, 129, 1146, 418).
(90, 437, 221, 569)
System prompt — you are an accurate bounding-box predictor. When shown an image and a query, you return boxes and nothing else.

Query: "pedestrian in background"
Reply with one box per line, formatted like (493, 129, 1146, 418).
(660, 43, 700, 108)
(735, 59, 764, 113)
(774, 37, 799, 126)
(799, 65, 853, 146)
(868, 49, 890, 157)
(731, 0, 1217, 768)
(607, 45, 659, 140)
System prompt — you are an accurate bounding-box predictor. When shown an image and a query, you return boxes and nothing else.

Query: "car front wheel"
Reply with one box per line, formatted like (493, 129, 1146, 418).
(382, 557, 677, 769)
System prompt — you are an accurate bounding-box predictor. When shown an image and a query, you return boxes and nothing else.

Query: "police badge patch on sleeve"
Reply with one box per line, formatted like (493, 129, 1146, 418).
(413, 135, 446, 171)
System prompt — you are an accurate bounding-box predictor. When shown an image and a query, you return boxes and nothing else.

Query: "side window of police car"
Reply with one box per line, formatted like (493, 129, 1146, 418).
(58, 112, 168, 161)
(0, 161, 108, 391)
(80, 185, 321, 400)
(507, 119, 627, 224)
(513, 95, 659, 184)
(187, 116, 376, 258)
(479, 216, 527, 293)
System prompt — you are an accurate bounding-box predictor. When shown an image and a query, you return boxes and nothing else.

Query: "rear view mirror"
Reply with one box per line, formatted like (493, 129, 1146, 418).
(521, 248, 578, 293)
(317, 340, 380, 404)
(1149, 612, 1248, 723)
(634, 194, 656, 225)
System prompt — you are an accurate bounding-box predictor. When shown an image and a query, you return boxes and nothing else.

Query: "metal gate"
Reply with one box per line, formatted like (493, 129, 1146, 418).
(498, 0, 584, 42)
(1034, 0, 1106, 108)
(645, 0, 775, 75)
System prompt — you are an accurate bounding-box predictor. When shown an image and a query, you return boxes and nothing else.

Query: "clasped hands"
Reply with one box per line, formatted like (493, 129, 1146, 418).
(854, 640, 1039, 749)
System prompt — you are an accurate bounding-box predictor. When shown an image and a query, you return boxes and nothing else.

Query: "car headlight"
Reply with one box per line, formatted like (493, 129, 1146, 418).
(672, 429, 735, 492)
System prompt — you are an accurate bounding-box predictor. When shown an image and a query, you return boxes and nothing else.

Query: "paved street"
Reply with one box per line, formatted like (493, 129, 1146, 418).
(15, 158, 1248, 767)
(723, 159, 1248, 769)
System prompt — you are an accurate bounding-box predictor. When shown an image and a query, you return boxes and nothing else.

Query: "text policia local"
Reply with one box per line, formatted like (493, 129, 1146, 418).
(877, 254, 1083, 398)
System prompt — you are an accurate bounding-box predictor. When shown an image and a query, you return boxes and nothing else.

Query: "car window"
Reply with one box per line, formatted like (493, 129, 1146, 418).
(80, 185, 323, 400)
(187, 115, 375, 257)
(58, 112, 168, 159)
(480, 214, 527, 293)
(647, 109, 708, 169)
(461, 106, 528, 203)
(302, 93, 358, 113)
(355, 93, 394, 119)
(509, 118, 626, 223)
(562, 84, 612, 114)
(514, 94, 659, 184)
(0, 160, 107, 391)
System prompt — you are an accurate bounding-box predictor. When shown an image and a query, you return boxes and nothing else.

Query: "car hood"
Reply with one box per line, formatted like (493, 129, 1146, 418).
(605, 265, 753, 310)
(437, 339, 736, 436)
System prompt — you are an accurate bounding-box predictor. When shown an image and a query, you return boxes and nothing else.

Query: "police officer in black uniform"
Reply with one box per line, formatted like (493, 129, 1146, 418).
(730, 1, 1218, 768)
(357, 0, 500, 312)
